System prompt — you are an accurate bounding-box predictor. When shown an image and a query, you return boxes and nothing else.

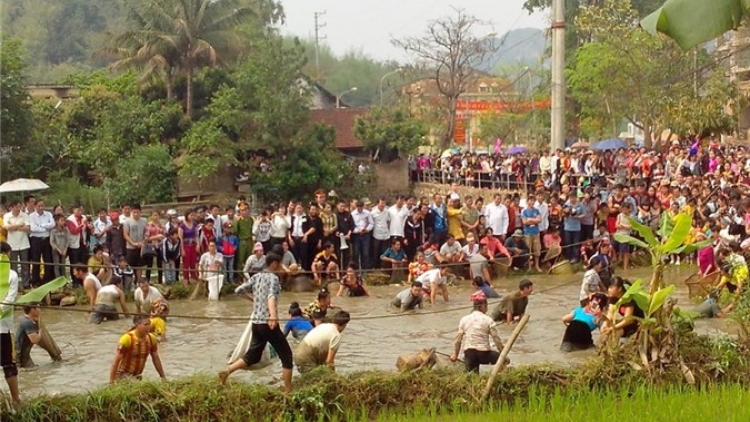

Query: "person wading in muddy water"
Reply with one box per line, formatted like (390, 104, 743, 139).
(109, 314, 166, 383)
(450, 291, 507, 373)
(219, 253, 294, 392)
(294, 310, 351, 374)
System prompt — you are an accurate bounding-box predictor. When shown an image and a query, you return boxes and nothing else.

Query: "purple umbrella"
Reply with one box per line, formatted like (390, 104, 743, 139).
(506, 146, 528, 155)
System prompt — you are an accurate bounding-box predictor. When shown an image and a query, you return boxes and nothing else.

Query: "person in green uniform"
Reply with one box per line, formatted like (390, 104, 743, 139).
(234, 204, 254, 278)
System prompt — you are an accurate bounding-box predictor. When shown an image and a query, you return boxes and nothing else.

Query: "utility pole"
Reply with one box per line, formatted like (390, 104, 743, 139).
(314, 11, 327, 81)
(550, 0, 566, 152)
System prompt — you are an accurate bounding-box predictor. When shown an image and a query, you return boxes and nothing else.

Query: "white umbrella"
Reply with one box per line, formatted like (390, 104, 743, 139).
(0, 178, 49, 193)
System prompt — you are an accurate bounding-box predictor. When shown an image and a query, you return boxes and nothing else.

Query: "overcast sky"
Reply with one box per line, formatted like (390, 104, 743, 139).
(278, 0, 548, 61)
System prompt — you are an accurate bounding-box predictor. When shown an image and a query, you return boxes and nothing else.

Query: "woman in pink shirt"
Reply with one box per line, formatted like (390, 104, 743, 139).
(696, 232, 715, 276)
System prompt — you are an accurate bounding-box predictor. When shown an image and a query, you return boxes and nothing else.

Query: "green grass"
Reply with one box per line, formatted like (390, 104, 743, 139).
(381, 384, 750, 422)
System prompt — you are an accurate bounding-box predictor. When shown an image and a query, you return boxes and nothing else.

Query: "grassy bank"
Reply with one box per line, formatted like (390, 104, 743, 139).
(3, 333, 749, 421)
(383, 384, 750, 422)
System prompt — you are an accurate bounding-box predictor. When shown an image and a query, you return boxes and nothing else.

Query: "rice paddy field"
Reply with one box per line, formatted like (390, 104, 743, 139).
(380, 385, 750, 422)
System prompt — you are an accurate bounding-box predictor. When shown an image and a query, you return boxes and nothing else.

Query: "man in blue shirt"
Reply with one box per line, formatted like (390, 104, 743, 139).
(562, 194, 585, 263)
(520, 199, 542, 272)
(381, 239, 408, 281)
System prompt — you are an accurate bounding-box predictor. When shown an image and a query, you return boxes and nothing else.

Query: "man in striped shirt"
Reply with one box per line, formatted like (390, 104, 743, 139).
(219, 253, 294, 392)
(109, 314, 166, 383)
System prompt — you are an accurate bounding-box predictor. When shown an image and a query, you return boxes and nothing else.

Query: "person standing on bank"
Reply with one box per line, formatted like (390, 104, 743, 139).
(450, 292, 507, 373)
(219, 253, 294, 392)
(3, 201, 30, 289)
(28, 199, 55, 287)
(0, 241, 21, 407)
(123, 204, 148, 281)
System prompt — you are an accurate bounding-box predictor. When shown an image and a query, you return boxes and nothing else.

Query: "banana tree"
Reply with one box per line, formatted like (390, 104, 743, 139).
(609, 212, 710, 378)
(614, 212, 711, 294)
(641, 0, 748, 50)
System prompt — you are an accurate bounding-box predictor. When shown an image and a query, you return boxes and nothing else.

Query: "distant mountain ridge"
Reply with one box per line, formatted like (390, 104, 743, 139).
(483, 27, 548, 71)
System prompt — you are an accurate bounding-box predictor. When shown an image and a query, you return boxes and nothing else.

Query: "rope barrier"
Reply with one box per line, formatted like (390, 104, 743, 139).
(0, 265, 587, 323)
(5, 237, 606, 278)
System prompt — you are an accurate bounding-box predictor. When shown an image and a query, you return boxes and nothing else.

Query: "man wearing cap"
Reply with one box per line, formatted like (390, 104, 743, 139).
(504, 230, 530, 270)
(450, 291, 506, 373)
(235, 204, 254, 276)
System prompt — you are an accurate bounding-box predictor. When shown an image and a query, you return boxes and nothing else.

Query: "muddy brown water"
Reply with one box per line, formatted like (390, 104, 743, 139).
(11, 266, 731, 397)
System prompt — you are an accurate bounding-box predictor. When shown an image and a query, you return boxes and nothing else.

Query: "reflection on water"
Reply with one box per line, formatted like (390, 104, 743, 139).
(11, 266, 732, 396)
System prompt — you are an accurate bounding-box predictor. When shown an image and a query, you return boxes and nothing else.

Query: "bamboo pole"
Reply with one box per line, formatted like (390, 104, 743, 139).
(480, 314, 530, 403)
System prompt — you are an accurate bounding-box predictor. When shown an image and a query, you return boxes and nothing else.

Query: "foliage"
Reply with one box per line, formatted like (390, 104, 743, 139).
(641, 0, 746, 50)
(566, 0, 728, 143)
(177, 117, 236, 183)
(662, 70, 742, 136)
(44, 175, 109, 211)
(104, 143, 176, 205)
(0, 37, 33, 172)
(229, 34, 311, 154)
(105, 0, 265, 119)
(65, 85, 184, 183)
(393, 8, 497, 149)
(251, 125, 361, 202)
(522, 0, 664, 52)
(7, 347, 750, 421)
(354, 107, 427, 156)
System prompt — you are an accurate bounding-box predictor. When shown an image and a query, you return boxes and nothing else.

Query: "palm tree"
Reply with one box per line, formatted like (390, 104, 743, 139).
(105, 0, 257, 119)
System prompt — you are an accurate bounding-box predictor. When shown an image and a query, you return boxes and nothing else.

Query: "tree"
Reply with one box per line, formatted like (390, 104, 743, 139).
(522, 0, 663, 51)
(106, 0, 263, 119)
(393, 8, 497, 149)
(251, 125, 360, 202)
(104, 143, 176, 205)
(354, 107, 427, 159)
(0, 37, 33, 180)
(566, 0, 701, 144)
(611, 213, 710, 380)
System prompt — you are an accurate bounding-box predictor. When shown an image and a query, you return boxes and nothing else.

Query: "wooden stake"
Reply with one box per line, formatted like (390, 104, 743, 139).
(480, 314, 530, 403)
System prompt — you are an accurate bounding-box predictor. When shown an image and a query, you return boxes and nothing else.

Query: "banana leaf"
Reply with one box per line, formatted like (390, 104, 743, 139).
(648, 285, 676, 318)
(670, 238, 713, 255)
(658, 212, 674, 239)
(613, 233, 650, 250)
(660, 212, 692, 254)
(641, 0, 747, 50)
(16, 277, 69, 304)
(627, 216, 658, 247)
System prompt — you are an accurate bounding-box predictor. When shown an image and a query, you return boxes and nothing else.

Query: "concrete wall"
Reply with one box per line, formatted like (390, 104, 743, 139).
(371, 159, 410, 198)
(412, 182, 521, 201)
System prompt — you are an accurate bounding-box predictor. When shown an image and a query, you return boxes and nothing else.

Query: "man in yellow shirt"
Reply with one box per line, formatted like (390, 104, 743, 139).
(446, 194, 465, 243)
(109, 315, 166, 383)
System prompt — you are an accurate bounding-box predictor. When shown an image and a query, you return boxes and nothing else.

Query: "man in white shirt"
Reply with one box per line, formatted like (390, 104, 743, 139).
(0, 241, 21, 407)
(350, 201, 374, 270)
(92, 208, 112, 247)
(28, 199, 55, 287)
(294, 310, 350, 373)
(449, 292, 505, 373)
(388, 195, 409, 240)
(370, 198, 390, 269)
(534, 192, 549, 234)
(134, 278, 165, 314)
(3, 201, 30, 289)
(484, 194, 509, 240)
